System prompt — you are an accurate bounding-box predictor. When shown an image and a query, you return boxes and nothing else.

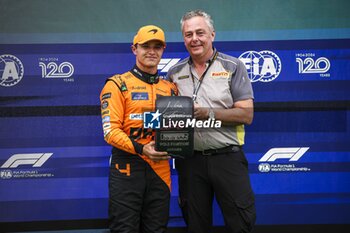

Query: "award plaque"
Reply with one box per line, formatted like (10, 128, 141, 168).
(155, 96, 194, 158)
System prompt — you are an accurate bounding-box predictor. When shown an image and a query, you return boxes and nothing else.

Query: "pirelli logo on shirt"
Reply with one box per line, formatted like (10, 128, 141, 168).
(211, 71, 230, 79)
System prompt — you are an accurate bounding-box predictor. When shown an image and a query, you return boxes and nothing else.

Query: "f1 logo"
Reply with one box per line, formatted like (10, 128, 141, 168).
(158, 58, 181, 73)
(259, 147, 309, 162)
(1, 153, 53, 168)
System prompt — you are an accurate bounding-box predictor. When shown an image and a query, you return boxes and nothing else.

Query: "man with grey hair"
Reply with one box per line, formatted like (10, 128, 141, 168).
(167, 10, 256, 233)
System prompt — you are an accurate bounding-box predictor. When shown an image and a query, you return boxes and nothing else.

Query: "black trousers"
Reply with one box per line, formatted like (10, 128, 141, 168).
(109, 152, 170, 233)
(176, 148, 256, 233)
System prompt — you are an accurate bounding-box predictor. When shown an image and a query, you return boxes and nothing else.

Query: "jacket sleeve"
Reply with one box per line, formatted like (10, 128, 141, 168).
(100, 79, 142, 155)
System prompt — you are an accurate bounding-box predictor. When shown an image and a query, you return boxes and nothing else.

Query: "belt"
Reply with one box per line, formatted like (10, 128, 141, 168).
(195, 145, 241, 156)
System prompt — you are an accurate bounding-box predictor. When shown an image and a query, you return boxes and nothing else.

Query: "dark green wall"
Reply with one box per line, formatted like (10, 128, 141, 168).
(1, 0, 349, 43)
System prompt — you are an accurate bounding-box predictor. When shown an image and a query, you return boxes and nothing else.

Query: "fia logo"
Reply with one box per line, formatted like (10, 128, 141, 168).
(296, 57, 330, 74)
(0, 54, 24, 87)
(258, 163, 271, 172)
(39, 61, 74, 78)
(143, 110, 162, 129)
(158, 58, 181, 73)
(239, 50, 282, 82)
(0, 170, 13, 179)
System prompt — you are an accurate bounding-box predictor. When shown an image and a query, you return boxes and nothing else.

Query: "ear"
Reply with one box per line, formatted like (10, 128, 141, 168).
(131, 45, 137, 55)
(211, 31, 216, 42)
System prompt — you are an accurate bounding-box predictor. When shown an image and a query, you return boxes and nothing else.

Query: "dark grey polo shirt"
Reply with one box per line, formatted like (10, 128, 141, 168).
(167, 50, 254, 150)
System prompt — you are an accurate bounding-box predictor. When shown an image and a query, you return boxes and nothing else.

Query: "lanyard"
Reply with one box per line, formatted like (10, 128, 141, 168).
(191, 51, 218, 102)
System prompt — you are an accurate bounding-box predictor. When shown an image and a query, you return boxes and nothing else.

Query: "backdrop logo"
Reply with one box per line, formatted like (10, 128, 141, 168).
(39, 57, 74, 82)
(0, 170, 13, 179)
(295, 53, 331, 78)
(1, 153, 54, 179)
(258, 147, 311, 173)
(158, 58, 181, 73)
(239, 50, 282, 82)
(0, 54, 24, 87)
(1, 153, 53, 168)
(258, 163, 271, 172)
(259, 147, 309, 162)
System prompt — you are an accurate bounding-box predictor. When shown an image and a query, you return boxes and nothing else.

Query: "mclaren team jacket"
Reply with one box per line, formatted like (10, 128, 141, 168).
(100, 66, 177, 189)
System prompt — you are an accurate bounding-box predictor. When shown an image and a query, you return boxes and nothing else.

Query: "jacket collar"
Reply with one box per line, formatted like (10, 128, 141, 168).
(130, 65, 159, 84)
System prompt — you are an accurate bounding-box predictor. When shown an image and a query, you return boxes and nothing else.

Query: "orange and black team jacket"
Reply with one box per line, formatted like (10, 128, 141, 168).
(100, 65, 177, 189)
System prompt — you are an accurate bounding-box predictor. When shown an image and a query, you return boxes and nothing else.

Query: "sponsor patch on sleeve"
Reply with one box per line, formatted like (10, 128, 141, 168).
(101, 110, 110, 116)
(101, 101, 109, 109)
(102, 92, 111, 100)
(102, 116, 111, 123)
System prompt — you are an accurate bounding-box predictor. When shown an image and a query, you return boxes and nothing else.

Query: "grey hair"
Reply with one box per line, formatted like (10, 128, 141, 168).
(180, 10, 215, 33)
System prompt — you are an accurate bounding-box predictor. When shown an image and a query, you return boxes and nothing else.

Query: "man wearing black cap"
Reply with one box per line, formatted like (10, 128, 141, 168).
(100, 25, 177, 233)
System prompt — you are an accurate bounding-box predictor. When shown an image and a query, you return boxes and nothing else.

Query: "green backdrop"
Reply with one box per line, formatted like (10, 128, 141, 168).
(1, 0, 350, 43)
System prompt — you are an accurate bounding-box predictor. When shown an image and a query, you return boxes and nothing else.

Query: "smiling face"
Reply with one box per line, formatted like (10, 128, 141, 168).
(182, 16, 215, 62)
(132, 40, 165, 74)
